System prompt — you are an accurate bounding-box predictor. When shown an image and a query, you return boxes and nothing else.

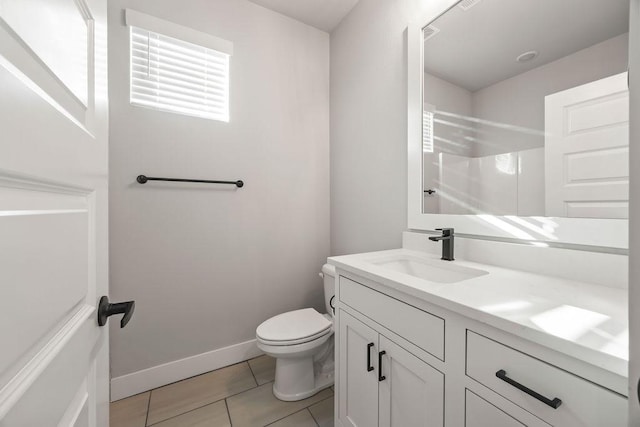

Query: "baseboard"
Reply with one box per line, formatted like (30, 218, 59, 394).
(110, 339, 263, 402)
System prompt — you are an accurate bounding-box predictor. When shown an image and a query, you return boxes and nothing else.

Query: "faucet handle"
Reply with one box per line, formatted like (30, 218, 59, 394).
(435, 227, 454, 235)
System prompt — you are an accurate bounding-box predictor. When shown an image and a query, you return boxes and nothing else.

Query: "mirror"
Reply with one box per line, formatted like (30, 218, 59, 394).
(421, 0, 629, 220)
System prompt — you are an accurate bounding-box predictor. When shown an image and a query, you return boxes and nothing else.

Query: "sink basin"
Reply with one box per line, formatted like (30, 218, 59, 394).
(373, 255, 488, 284)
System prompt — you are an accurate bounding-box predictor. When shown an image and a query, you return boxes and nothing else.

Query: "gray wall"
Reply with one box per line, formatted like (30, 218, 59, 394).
(108, 0, 330, 378)
(329, 0, 451, 256)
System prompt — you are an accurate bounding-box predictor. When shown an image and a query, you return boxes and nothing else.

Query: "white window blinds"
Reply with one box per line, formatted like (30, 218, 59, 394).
(130, 26, 230, 121)
(423, 104, 435, 153)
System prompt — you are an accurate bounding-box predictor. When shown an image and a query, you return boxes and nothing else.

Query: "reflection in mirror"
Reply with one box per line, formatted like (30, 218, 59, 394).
(422, 0, 629, 219)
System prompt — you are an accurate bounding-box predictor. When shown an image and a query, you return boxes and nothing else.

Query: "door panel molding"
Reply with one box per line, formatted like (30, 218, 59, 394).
(0, 304, 94, 419)
(0, 168, 92, 196)
(545, 72, 629, 219)
(0, 0, 95, 130)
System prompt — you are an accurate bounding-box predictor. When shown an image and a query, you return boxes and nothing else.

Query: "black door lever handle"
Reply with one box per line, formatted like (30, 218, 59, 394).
(98, 296, 135, 328)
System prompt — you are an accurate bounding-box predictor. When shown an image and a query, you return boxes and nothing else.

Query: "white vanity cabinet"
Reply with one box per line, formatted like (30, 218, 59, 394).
(338, 310, 444, 427)
(465, 390, 550, 427)
(334, 271, 628, 427)
(338, 310, 379, 427)
(465, 331, 627, 426)
(378, 335, 444, 427)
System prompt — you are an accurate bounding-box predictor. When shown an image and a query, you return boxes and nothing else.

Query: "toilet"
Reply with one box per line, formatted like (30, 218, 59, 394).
(255, 264, 335, 401)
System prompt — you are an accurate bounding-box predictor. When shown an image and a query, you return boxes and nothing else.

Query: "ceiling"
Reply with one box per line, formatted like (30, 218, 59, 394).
(424, 0, 629, 91)
(248, 0, 359, 32)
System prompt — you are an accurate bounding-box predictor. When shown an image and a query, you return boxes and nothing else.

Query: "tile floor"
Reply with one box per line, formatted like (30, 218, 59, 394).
(110, 355, 334, 427)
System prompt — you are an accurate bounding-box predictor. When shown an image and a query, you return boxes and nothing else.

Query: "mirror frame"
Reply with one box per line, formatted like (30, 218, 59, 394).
(407, 5, 629, 250)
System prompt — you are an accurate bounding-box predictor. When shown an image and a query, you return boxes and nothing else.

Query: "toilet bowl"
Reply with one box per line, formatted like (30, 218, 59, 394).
(256, 264, 335, 401)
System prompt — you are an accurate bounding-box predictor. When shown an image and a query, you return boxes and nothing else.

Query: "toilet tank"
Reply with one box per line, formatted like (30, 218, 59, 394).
(321, 264, 336, 317)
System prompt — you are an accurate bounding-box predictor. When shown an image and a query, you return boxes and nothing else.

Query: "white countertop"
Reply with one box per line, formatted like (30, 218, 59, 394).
(328, 248, 628, 379)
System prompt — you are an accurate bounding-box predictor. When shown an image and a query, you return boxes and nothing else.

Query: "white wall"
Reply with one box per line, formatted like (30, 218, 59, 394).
(436, 148, 544, 216)
(517, 148, 545, 216)
(439, 153, 472, 214)
(108, 0, 330, 382)
(424, 73, 472, 115)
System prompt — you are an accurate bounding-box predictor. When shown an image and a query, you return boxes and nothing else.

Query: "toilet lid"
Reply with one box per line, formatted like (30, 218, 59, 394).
(257, 308, 332, 343)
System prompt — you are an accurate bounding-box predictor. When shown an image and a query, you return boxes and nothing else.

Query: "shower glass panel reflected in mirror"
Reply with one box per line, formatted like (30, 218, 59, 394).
(421, 0, 630, 218)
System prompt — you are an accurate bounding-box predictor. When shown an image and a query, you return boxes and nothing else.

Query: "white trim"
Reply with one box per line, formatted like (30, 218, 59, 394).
(125, 9, 233, 55)
(408, 22, 423, 224)
(627, 0, 640, 423)
(407, 16, 629, 250)
(110, 339, 262, 401)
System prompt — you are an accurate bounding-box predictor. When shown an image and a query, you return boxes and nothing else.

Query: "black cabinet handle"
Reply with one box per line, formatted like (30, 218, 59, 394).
(367, 343, 375, 372)
(378, 351, 386, 381)
(97, 296, 135, 328)
(496, 369, 562, 409)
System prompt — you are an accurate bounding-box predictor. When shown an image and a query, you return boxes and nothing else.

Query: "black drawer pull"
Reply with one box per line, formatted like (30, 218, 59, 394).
(367, 343, 374, 372)
(496, 369, 562, 409)
(378, 351, 386, 381)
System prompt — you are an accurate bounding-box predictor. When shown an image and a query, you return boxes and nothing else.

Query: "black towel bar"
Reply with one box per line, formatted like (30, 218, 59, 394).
(136, 175, 244, 188)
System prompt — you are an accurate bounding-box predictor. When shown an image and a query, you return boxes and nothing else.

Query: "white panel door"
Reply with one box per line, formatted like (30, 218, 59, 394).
(378, 335, 444, 427)
(0, 0, 109, 426)
(545, 72, 629, 219)
(338, 310, 379, 427)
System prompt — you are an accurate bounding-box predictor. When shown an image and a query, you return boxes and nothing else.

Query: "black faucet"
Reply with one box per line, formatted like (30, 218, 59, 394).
(428, 228, 454, 261)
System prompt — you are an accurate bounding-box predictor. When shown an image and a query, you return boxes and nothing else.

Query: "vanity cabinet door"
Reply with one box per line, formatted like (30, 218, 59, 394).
(378, 335, 444, 427)
(465, 390, 550, 427)
(338, 310, 380, 427)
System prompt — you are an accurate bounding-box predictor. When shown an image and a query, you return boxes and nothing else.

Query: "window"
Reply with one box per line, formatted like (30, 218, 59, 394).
(126, 10, 232, 122)
(423, 104, 435, 153)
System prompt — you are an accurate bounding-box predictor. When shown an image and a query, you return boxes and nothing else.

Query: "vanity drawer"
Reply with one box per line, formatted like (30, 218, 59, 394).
(466, 331, 626, 426)
(339, 276, 444, 360)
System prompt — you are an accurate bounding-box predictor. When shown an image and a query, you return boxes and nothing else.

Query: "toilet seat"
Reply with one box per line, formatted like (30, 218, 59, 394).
(258, 327, 332, 346)
(256, 308, 332, 346)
